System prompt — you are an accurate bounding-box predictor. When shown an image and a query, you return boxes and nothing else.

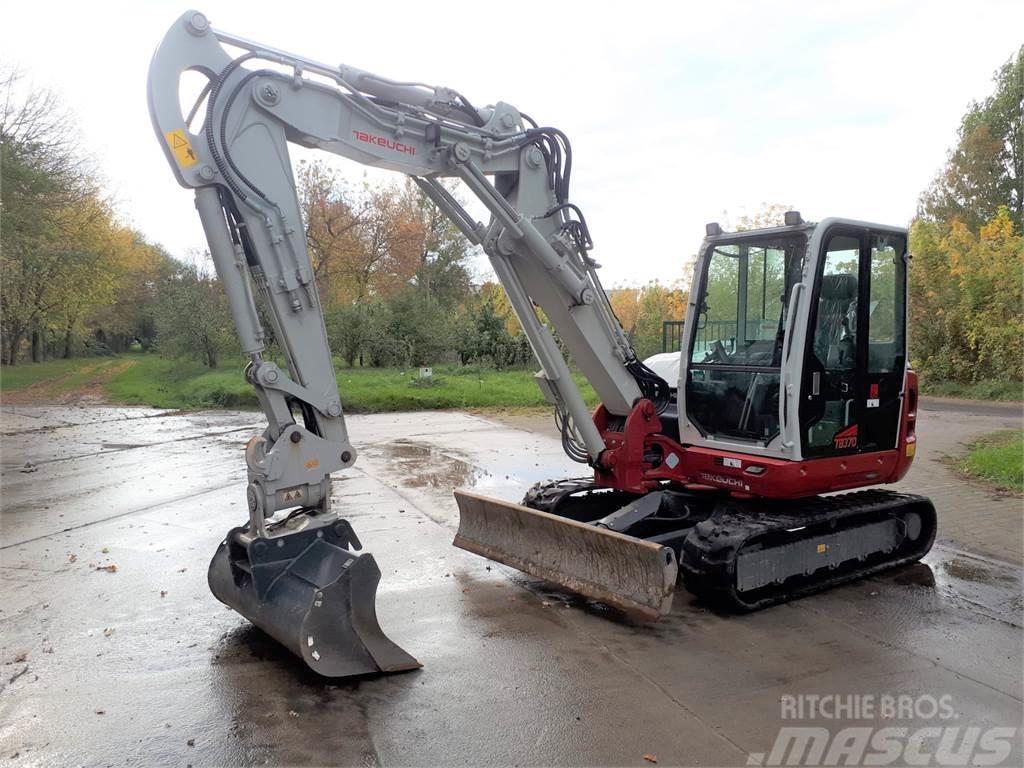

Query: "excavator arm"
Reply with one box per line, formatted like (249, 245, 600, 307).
(148, 10, 669, 675)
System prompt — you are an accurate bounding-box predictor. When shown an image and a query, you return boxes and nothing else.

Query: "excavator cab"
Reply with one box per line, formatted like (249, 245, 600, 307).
(679, 216, 910, 466)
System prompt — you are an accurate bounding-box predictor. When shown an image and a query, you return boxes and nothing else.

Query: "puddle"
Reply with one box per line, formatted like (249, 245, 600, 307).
(941, 556, 1017, 586)
(370, 438, 569, 503)
(918, 547, 1024, 627)
(377, 439, 482, 491)
(893, 563, 936, 588)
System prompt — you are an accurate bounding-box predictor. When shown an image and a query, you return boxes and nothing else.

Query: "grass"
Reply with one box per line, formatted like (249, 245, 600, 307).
(959, 430, 1023, 494)
(104, 355, 255, 408)
(2, 353, 1019, 414)
(0, 357, 104, 391)
(0, 357, 130, 397)
(2, 353, 598, 413)
(921, 378, 1023, 402)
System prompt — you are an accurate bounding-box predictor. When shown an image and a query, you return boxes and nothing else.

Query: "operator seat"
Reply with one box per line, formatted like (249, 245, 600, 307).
(815, 273, 858, 369)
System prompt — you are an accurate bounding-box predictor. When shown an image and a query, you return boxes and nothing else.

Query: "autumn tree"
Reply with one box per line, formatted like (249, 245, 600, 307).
(297, 160, 365, 304)
(919, 46, 1022, 229)
(906, 46, 1024, 385)
(909, 208, 1023, 382)
(1, 67, 96, 363)
(608, 282, 688, 359)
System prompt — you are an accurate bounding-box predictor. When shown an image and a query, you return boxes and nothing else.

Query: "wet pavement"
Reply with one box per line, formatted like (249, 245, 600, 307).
(1, 405, 1021, 767)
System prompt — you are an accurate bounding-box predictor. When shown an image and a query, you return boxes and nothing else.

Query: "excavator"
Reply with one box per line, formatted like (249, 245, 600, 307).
(148, 11, 937, 677)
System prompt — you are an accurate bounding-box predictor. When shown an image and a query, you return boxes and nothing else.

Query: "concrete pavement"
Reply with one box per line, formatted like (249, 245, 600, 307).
(1, 404, 1021, 767)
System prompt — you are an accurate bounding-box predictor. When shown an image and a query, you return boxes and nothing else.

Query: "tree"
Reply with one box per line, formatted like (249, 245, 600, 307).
(632, 282, 688, 359)
(919, 46, 1023, 229)
(301, 169, 424, 304)
(607, 282, 688, 359)
(90, 236, 175, 354)
(909, 207, 1023, 382)
(297, 160, 365, 304)
(401, 180, 473, 310)
(608, 287, 641, 343)
(153, 256, 239, 368)
(1, 67, 101, 363)
(727, 202, 795, 232)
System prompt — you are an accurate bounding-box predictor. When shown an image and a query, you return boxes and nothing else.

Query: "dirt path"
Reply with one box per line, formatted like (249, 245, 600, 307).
(1, 358, 136, 406)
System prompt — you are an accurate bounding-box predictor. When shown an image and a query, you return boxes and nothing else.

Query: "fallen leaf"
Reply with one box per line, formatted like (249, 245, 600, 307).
(643, 754, 658, 764)
(186, 738, 195, 747)
(97, 564, 118, 573)
(101, 548, 109, 554)
(103, 628, 114, 637)
(68, 554, 77, 563)
(14, 653, 27, 663)
(462, 588, 471, 593)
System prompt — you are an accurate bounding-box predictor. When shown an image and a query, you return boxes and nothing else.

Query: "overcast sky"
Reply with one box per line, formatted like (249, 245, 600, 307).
(3, 1, 1021, 286)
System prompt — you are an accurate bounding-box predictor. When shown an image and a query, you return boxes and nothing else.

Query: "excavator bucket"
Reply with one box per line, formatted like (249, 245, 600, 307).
(453, 489, 678, 620)
(208, 517, 421, 678)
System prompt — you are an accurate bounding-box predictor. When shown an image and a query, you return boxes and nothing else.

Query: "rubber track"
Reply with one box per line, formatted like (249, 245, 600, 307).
(524, 481, 937, 614)
(680, 489, 937, 611)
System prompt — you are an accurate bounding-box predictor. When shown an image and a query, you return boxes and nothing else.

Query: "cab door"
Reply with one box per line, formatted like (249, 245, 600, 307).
(799, 227, 907, 458)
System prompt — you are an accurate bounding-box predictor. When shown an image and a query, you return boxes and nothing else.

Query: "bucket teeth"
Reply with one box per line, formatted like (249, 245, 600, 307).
(209, 517, 420, 677)
(453, 489, 678, 620)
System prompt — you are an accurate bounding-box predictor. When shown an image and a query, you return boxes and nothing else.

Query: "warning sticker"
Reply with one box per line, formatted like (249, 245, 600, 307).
(164, 128, 198, 167)
(281, 487, 305, 502)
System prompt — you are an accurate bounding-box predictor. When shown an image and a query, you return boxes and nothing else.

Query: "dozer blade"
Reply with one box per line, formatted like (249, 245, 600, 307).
(453, 489, 678, 620)
(209, 516, 420, 678)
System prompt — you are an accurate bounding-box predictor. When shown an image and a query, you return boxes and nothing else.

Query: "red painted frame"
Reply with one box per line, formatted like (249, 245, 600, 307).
(592, 370, 919, 500)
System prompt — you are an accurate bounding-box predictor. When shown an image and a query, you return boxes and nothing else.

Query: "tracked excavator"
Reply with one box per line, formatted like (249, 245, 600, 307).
(149, 11, 937, 677)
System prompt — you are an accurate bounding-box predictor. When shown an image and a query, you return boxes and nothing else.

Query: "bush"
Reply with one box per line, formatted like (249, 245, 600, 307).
(909, 209, 1023, 384)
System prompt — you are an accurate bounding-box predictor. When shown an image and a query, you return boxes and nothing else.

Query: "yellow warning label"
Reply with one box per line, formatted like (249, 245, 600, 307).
(905, 442, 916, 457)
(817, 543, 828, 554)
(164, 129, 198, 167)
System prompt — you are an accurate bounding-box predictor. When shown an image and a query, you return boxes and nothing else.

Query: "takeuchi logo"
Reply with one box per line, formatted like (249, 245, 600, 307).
(352, 130, 416, 156)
